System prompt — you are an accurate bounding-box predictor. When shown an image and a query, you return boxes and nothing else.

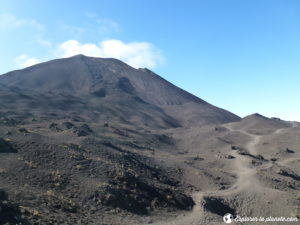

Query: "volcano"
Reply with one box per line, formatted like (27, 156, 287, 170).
(0, 55, 299, 225)
(0, 55, 240, 128)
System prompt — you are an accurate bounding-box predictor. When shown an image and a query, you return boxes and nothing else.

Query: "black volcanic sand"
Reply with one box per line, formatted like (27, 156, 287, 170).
(0, 118, 195, 224)
(0, 56, 299, 225)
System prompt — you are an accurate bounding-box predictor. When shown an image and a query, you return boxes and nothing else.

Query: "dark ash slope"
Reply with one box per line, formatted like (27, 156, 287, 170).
(0, 55, 241, 225)
(0, 55, 240, 128)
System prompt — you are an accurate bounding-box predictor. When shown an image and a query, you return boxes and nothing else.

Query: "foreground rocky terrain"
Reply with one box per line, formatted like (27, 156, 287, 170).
(0, 55, 299, 224)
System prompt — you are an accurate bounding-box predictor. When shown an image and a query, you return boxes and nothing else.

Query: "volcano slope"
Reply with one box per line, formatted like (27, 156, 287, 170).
(152, 114, 300, 225)
(0, 55, 299, 225)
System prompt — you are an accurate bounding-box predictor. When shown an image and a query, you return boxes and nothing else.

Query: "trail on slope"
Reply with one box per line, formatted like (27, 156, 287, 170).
(220, 125, 262, 192)
(142, 126, 264, 225)
(143, 123, 300, 225)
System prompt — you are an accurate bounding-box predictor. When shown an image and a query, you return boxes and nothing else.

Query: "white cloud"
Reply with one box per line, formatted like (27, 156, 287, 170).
(0, 13, 43, 30)
(58, 39, 164, 68)
(2, 13, 164, 73)
(13, 39, 164, 70)
(4, 13, 163, 69)
(15, 54, 41, 68)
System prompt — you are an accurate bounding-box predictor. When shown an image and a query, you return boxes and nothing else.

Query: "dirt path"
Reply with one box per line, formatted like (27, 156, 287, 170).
(141, 126, 265, 225)
(221, 125, 262, 191)
(141, 123, 300, 225)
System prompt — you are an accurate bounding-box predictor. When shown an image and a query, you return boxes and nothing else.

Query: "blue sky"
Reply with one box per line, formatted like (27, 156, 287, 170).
(1, 0, 300, 121)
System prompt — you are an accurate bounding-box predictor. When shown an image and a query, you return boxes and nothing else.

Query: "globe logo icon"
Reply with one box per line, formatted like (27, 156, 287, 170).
(223, 213, 234, 223)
